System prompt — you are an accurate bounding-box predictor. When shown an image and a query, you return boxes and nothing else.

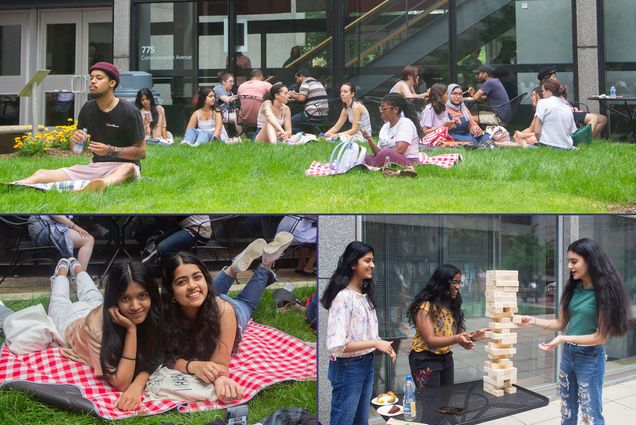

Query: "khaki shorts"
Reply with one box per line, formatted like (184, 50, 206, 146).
(61, 161, 141, 181)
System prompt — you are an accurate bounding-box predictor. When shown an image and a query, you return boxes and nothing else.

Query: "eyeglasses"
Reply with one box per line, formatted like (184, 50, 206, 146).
(449, 279, 463, 286)
(379, 106, 394, 111)
(451, 92, 463, 96)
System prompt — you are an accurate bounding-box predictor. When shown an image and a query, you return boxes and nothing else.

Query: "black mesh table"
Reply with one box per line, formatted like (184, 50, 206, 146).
(376, 380, 549, 424)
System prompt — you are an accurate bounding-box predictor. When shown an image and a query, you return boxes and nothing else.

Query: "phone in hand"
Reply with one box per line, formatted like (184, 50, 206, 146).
(437, 406, 465, 415)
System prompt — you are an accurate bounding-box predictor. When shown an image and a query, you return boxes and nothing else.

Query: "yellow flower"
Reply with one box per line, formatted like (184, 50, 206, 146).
(67, 118, 73, 122)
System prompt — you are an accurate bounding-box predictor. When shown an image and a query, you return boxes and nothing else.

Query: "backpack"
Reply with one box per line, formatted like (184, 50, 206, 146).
(328, 141, 367, 172)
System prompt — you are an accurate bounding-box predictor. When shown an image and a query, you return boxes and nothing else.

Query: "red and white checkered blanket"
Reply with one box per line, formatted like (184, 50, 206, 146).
(305, 152, 462, 176)
(0, 321, 316, 420)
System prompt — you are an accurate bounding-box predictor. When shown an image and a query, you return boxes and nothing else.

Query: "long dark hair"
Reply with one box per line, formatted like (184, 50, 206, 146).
(196, 86, 214, 110)
(264, 82, 286, 102)
(321, 241, 376, 310)
(340, 82, 359, 111)
(134, 88, 158, 130)
(100, 262, 162, 376)
(381, 92, 424, 138)
(161, 252, 228, 365)
(407, 264, 466, 334)
(429, 83, 448, 115)
(560, 238, 631, 337)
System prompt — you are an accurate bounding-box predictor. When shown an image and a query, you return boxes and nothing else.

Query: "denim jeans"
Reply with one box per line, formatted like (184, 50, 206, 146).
(48, 272, 103, 337)
(559, 343, 606, 425)
(183, 128, 214, 146)
(156, 229, 197, 258)
(328, 352, 375, 425)
(213, 265, 276, 334)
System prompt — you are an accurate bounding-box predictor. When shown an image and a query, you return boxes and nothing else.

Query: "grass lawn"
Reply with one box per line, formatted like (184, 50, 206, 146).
(0, 287, 316, 424)
(1, 139, 635, 213)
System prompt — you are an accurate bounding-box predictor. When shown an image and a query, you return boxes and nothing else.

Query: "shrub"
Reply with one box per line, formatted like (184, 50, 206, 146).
(13, 119, 77, 156)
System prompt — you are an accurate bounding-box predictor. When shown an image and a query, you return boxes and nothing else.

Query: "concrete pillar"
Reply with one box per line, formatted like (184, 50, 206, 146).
(113, 0, 131, 71)
(317, 215, 359, 424)
(576, 0, 600, 113)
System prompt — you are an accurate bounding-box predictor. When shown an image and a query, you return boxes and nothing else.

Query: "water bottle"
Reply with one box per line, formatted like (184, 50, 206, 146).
(610, 85, 617, 98)
(403, 375, 416, 420)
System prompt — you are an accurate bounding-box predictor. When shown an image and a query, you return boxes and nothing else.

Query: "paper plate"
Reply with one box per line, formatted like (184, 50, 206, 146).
(377, 404, 404, 416)
(372, 396, 398, 406)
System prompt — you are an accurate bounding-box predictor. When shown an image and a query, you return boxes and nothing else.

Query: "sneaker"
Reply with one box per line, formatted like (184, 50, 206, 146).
(231, 239, 267, 273)
(67, 257, 82, 278)
(262, 232, 294, 265)
(142, 249, 158, 264)
(79, 178, 107, 192)
(53, 258, 70, 278)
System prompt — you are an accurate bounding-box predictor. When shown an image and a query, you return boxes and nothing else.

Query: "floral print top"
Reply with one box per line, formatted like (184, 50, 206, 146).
(327, 287, 379, 358)
(410, 301, 455, 354)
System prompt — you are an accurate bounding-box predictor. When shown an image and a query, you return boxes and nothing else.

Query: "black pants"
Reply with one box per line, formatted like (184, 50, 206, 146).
(409, 350, 454, 390)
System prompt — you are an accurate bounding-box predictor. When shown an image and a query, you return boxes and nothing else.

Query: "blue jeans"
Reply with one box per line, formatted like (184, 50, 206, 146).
(328, 353, 375, 425)
(559, 343, 606, 425)
(156, 229, 196, 258)
(213, 265, 276, 334)
(183, 128, 214, 146)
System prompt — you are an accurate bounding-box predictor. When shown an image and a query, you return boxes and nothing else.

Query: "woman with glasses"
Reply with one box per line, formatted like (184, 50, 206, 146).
(406, 264, 489, 389)
(214, 72, 243, 136)
(361, 92, 423, 168)
(445, 84, 491, 144)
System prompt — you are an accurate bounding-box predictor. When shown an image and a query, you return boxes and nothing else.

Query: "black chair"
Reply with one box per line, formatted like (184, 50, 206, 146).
(475, 92, 527, 127)
(0, 216, 59, 285)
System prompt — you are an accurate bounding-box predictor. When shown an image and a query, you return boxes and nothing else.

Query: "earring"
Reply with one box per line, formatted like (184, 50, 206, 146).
(172, 297, 176, 303)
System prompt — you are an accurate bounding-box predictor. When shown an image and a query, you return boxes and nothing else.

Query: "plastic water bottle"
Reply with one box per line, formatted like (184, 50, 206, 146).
(610, 85, 617, 98)
(403, 375, 416, 420)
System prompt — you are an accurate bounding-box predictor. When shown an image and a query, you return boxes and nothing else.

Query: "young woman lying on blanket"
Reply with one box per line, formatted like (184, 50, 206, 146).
(160, 232, 294, 402)
(361, 92, 423, 167)
(49, 259, 162, 411)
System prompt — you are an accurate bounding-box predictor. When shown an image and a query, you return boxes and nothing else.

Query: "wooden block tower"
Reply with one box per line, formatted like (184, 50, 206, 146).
(483, 270, 519, 397)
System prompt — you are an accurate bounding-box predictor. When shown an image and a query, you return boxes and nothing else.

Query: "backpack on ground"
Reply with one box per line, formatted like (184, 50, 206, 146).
(328, 141, 367, 172)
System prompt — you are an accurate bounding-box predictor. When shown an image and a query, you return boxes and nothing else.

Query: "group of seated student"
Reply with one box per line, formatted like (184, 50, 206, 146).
(1, 233, 294, 411)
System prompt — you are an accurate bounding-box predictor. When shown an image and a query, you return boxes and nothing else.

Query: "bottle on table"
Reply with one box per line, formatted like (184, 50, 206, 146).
(610, 85, 617, 98)
(403, 374, 416, 420)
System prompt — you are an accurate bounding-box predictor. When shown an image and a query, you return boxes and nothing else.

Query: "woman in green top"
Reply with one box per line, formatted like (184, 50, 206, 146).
(519, 238, 631, 425)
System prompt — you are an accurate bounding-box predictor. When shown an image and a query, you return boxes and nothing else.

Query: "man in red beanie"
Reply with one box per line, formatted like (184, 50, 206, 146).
(15, 62, 145, 191)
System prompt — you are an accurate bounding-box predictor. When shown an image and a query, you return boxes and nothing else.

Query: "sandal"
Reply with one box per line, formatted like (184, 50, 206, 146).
(68, 257, 82, 279)
(53, 258, 70, 278)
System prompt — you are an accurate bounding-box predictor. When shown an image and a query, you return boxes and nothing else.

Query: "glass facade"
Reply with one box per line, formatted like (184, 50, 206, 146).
(361, 215, 636, 393)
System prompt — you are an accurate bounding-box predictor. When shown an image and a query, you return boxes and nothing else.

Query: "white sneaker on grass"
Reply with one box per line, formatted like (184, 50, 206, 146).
(262, 232, 294, 265)
(231, 239, 267, 273)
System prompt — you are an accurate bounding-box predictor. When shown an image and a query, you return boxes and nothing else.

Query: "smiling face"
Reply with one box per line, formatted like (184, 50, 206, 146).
(172, 263, 209, 312)
(567, 251, 590, 283)
(353, 251, 375, 281)
(89, 70, 115, 96)
(449, 273, 462, 299)
(117, 281, 152, 325)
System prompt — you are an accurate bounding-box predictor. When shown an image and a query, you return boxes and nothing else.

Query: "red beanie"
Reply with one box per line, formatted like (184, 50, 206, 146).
(89, 62, 120, 87)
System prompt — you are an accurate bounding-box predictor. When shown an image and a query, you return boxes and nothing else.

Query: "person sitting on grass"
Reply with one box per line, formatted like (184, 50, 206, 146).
(135, 88, 173, 145)
(255, 83, 292, 144)
(445, 84, 491, 144)
(513, 87, 542, 146)
(324, 82, 372, 143)
(160, 232, 293, 402)
(14, 62, 145, 192)
(535, 79, 577, 150)
(214, 72, 243, 136)
(362, 92, 423, 169)
(182, 87, 228, 146)
(49, 259, 162, 411)
(420, 83, 455, 136)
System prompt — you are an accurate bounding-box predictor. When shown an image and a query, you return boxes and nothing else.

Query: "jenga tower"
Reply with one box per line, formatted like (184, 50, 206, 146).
(483, 270, 519, 397)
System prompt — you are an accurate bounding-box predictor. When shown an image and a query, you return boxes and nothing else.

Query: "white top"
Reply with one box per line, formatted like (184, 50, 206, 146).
(327, 287, 379, 358)
(378, 116, 420, 159)
(535, 96, 577, 149)
(196, 111, 215, 132)
(346, 103, 372, 136)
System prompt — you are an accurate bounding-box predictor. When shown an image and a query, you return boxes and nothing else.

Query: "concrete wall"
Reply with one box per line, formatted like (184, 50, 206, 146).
(317, 215, 359, 425)
(113, 0, 131, 71)
(576, 0, 600, 112)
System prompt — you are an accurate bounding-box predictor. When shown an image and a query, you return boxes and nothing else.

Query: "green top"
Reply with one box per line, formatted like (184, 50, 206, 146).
(566, 281, 598, 336)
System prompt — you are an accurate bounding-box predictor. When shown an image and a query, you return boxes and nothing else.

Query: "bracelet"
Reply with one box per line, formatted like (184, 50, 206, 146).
(121, 355, 136, 361)
(185, 360, 193, 374)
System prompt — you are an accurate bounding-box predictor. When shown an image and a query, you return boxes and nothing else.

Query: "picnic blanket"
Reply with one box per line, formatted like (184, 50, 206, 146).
(0, 321, 316, 420)
(305, 152, 463, 177)
(1, 180, 93, 192)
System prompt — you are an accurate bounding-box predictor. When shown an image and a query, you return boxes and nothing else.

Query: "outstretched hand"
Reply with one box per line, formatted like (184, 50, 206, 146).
(538, 335, 563, 351)
(470, 328, 491, 341)
(456, 332, 475, 350)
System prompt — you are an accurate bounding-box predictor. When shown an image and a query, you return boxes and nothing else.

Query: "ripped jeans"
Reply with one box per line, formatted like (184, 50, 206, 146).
(559, 343, 606, 425)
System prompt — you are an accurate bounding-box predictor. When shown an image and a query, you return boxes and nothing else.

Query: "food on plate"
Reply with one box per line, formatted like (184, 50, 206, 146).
(377, 393, 398, 404)
(387, 391, 397, 398)
(388, 405, 401, 414)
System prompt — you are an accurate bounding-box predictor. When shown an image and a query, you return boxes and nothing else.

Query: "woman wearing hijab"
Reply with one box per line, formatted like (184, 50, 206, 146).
(445, 84, 490, 144)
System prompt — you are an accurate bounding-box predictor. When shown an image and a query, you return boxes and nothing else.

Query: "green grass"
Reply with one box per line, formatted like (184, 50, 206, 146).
(1, 139, 635, 213)
(0, 287, 316, 424)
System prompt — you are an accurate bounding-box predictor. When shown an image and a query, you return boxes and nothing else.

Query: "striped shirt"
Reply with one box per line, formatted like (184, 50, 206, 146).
(299, 78, 329, 118)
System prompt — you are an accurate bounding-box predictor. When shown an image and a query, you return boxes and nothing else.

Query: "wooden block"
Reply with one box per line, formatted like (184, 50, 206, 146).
(483, 382, 504, 397)
(486, 333, 517, 344)
(485, 360, 513, 369)
(486, 345, 517, 356)
(504, 386, 517, 394)
(502, 286, 520, 292)
(486, 270, 519, 281)
(485, 309, 516, 318)
(486, 290, 518, 298)
(491, 301, 518, 309)
(484, 366, 517, 376)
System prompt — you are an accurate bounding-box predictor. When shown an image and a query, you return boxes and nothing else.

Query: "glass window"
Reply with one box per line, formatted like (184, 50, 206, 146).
(0, 25, 21, 76)
(46, 24, 76, 75)
(362, 215, 558, 392)
(0, 95, 19, 125)
(88, 23, 113, 68)
(578, 216, 636, 369)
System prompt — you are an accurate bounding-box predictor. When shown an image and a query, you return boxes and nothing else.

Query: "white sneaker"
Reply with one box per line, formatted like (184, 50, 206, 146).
(67, 257, 82, 279)
(262, 232, 294, 265)
(231, 239, 267, 273)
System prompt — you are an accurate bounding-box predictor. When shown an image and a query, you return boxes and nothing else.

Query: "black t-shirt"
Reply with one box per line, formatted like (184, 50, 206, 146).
(77, 99, 145, 166)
